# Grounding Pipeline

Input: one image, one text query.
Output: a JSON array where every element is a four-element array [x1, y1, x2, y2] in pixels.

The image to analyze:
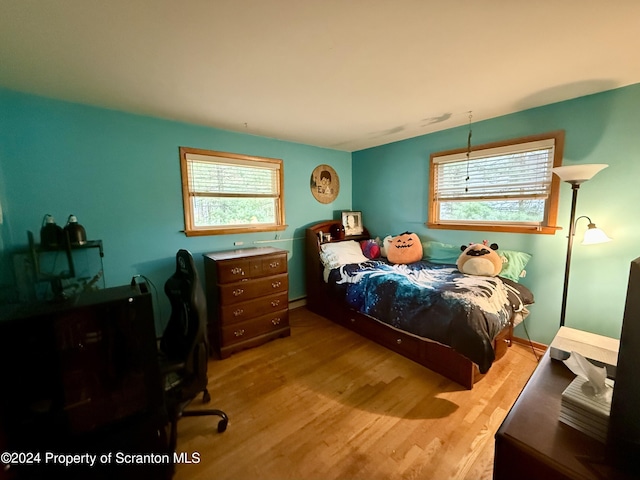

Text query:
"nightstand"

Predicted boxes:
[[494, 349, 631, 479]]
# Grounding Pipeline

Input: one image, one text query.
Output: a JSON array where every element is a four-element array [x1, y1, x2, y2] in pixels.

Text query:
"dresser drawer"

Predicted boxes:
[[250, 253, 288, 277], [215, 252, 287, 284], [220, 292, 288, 325], [221, 310, 289, 346], [219, 273, 288, 305], [215, 258, 252, 284]]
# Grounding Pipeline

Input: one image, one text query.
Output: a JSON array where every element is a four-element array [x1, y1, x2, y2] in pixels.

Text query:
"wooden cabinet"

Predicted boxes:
[[494, 349, 632, 480], [204, 247, 290, 358], [0, 284, 167, 478]]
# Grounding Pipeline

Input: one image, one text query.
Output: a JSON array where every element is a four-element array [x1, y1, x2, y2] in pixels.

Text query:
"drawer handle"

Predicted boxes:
[[233, 309, 244, 317], [231, 267, 244, 275], [271, 281, 281, 288], [271, 317, 281, 325], [350, 318, 356, 323], [233, 288, 244, 296], [269, 261, 279, 269], [396, 338, 402, 345], [271, 300, 280, 307], [234, 329, 245, 337]]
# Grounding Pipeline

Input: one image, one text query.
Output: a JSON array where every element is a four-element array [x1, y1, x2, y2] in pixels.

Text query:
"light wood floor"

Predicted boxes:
[[174, 307, 540, 480]]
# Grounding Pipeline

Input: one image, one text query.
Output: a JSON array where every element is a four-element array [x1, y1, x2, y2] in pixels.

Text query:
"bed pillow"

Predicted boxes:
[[422, 241, 461, 264], [360, 239, 381, 259], [499, 250, 532, 282], [320, 240, 370, 269]]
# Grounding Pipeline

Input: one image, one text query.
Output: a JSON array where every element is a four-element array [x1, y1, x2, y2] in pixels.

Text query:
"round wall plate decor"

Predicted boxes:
[[310, 164, 340, 204]]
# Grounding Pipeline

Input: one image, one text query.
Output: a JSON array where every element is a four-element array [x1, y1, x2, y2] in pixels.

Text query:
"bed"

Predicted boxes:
[[304, 220, 534, 389]]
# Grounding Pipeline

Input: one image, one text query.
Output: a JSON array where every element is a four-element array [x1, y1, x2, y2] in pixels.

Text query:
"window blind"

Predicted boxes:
[[185, 153, 280, 198], [433, 139, 555, 202]]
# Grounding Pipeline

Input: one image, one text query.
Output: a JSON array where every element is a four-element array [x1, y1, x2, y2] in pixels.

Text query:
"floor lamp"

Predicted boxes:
[[552, 164, 611, 327]]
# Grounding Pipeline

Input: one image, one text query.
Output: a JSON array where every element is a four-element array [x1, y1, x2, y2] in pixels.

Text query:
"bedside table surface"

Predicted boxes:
[[494, 350, 632, 480]]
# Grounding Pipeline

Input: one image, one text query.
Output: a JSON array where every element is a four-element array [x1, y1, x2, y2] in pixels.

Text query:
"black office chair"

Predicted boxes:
[[159, 249, 228, 458]]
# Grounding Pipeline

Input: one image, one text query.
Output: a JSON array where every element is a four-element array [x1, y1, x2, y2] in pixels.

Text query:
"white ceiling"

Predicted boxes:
[[2, 1, 640, 152]]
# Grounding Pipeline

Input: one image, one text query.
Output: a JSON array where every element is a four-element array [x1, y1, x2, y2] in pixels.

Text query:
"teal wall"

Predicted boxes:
[[2, 84, 639, 345], [0, 88, 352, 332], [352, 84, 640, 345]]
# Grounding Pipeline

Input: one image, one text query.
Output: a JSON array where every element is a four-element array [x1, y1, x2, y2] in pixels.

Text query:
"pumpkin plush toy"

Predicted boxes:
[[457, 241, 502, 277], [387, 231, 423, 264]]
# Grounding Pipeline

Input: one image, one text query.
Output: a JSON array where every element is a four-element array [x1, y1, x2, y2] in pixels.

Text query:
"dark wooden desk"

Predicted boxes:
[[494, 350, 633, 480], [0, 285, 169, 479]]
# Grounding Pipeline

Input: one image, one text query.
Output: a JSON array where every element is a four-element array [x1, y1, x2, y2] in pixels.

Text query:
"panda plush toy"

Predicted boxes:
[[456, 241, 502, 277]]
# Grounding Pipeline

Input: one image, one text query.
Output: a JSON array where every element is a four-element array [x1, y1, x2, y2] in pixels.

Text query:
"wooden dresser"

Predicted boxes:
[[203, 247, 290, 358]]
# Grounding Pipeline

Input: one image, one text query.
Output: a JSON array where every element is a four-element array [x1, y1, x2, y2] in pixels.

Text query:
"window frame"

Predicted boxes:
[[427, 130, 565, 234], [179, 146, 286, 236]]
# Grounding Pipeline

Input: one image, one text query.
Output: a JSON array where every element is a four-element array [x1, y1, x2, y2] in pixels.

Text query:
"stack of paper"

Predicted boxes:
[[559, 375, 613, 443]]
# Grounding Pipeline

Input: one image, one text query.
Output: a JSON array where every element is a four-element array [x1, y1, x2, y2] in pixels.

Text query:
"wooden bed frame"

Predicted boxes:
[[304, 220, 513, 389]]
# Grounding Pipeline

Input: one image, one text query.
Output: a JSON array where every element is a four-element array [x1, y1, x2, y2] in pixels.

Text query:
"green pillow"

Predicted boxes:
[[422, 241, 461, 264], [499, 250, 532, 282]]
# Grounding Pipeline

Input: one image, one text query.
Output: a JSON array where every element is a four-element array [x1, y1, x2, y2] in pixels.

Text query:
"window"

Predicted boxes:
[[179, 147, 286, 236], [428, 131, 565, 234]]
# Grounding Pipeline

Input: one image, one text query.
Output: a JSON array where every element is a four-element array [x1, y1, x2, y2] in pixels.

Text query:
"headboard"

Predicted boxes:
[[304, 220, 370, 313]]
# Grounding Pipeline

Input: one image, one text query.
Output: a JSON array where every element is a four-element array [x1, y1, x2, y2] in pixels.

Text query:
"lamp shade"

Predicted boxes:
[[552, 164, 608, 184], [582, 224, 612, 245]]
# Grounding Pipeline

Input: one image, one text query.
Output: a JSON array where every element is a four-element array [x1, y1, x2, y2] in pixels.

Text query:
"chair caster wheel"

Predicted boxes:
[[218, 418, 228, 433], [203, 389, 211, 403]]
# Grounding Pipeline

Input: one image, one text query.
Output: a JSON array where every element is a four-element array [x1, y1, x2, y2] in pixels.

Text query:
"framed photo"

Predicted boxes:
[[342, 211, 363, 236]]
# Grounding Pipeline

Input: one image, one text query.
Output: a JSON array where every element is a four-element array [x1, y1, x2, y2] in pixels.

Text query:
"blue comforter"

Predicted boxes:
[[327, 260, 533, 373]]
